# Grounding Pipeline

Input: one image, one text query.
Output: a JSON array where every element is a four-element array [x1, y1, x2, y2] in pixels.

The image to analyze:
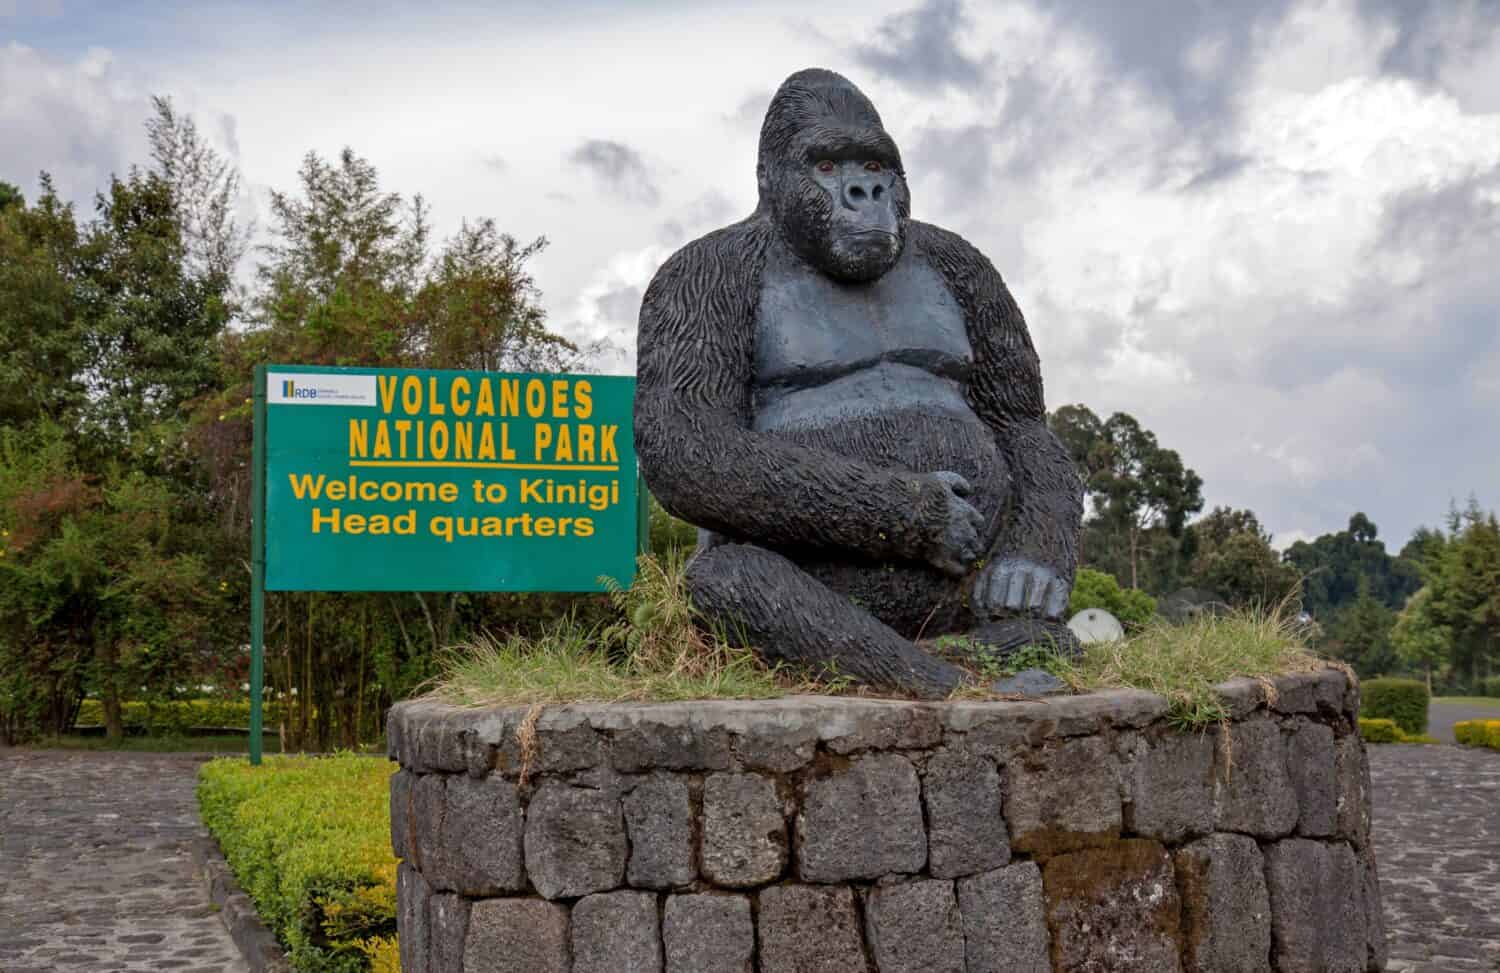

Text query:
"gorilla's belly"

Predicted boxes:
[[751, 248, 1009, 521], [754, 364, 1010, 523]]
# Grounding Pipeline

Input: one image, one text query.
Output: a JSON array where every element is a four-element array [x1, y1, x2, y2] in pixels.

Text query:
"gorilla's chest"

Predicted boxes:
[[754, 250, 971, 388], [752, 249, 973, 432]]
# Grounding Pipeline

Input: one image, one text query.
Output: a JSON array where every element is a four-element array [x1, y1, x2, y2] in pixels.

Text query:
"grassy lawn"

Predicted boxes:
[[1433, 696, 1500, 707]]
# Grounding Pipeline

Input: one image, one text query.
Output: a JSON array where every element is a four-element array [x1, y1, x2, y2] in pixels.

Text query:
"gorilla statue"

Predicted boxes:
[[634, 68, 1083, 698]]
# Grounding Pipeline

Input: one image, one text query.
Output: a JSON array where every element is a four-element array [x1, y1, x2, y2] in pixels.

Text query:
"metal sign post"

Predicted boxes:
[[250, 364, 267, 766]]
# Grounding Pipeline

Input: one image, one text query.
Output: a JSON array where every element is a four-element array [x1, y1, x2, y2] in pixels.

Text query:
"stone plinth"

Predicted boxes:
[[388, 667, 1383, 972]]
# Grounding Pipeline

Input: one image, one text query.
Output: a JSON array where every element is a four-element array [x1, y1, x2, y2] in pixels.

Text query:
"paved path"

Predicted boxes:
[[0, 749, 248, 973], [1371, 743, 1500, 972], [1429, 700, 1500, 744]]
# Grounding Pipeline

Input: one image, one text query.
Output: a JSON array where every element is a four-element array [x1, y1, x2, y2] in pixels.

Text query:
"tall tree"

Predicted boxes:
[[1049, 405, 1204, 590], [1426, 499, 1500, 689], [1184, 507, 1299, 608], [1284, 513, 1423, 619]]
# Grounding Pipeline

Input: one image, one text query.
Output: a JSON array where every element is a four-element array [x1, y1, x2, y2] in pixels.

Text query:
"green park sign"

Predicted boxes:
[[248, 364, 643, 762]]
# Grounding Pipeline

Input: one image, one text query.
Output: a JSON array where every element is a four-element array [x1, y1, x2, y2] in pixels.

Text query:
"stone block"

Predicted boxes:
[[922, 749, 1010, 879], [1264, 838, 1366, 972], [821, 699, 943, 753], [701, 772, 786, 887], [390, 768, 413, 860], [497, 707, 607, 777], [429, 893, 470, 973], [1335, 734, 1372, 846], [1271, 671, 1321, 714], [572, 890, 662, 973], [442, 774, 525, 894], [601, 704, 732, 773], [757, 884, 870, 972], [1213, 678, 1266, 720], [1287, 721, 1337, 837], [411, 773, 451, 884], [387, 705, 404, 761], [622, 774, 695, 889], [417, 707, 471, 773], [1125, 731, 1215, 844], [1005, 735, 1122, 857], [797, 753, 926, 882], [524, 782, 627, 899], [662, 893, 754, 973], [1213, 719, 1297, 839], [1043, 839, 1183, 972], [397, 862, 431, 973], [955, 862, 1049, 973], [464, 898, 569, 973], [863, 879, 966, 973], [1174, 833, 1271, 972], [944, 699, 1060, 756], [462, 711, 508, 778], [1361, 848, 1387, 971]]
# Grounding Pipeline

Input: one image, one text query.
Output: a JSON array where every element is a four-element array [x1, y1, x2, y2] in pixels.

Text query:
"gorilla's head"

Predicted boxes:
[[757, 69, 910, 283]]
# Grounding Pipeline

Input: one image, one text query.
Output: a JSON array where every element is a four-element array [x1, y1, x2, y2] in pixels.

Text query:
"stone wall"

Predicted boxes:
[[387, 667, 1384, 972]]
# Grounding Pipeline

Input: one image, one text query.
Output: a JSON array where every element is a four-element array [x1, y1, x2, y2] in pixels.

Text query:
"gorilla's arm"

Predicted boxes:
[[635, 221, 966, 565], [913, 222, 1084, 609]]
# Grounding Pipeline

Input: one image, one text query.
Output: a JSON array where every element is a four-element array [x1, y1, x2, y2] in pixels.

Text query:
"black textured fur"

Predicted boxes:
[[634, 69, 1082, 697]]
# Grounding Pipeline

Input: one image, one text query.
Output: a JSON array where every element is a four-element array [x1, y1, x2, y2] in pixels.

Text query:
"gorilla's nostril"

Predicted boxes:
[[872, 185, 883, 200], [848, 186, 866, 200]]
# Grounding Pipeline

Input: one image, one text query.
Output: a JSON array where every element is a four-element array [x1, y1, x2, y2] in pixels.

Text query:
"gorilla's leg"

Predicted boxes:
[[687, 543, 969, 699]]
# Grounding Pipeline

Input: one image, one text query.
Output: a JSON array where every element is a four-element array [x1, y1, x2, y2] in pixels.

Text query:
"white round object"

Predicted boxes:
[[1067, 608, 1125, 644]]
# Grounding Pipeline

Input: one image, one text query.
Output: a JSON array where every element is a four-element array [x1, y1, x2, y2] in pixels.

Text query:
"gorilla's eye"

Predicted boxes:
[[816, 160, 835, 174], [865, 161, 883, 172]]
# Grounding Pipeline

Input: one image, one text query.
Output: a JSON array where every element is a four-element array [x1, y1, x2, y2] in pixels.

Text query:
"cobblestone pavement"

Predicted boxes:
[[0, 749, 248, 972], [1371, 743, 1500, 972]]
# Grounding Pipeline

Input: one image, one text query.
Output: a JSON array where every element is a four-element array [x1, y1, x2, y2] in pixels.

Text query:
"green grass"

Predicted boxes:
[[1433, 696, 1500, 707], [1068, 602, 1325, 728], [428, 552, 821, 707], [429, 553, 1323, 730], [27, 733, 286, 753]]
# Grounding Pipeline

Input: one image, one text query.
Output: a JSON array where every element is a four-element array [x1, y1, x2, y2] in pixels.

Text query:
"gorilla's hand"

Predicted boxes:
[[974, 558, 1071, 620], [919, 471, 986, 577]]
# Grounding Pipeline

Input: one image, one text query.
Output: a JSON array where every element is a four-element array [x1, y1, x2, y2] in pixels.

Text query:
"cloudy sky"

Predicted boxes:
[[3, 0, 1497, 550]]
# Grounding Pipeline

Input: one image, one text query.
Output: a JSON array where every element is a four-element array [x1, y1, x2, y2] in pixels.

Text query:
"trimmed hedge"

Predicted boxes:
[[1455, 719, 1500, 750], [76, 698, 294, 734], [1482, 676, 1500, 698], [198, 754, 397, 972], [1361, 678, 1429, 735]]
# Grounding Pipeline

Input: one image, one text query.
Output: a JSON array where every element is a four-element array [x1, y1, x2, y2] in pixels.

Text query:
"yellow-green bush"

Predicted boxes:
[[76, 698, 295, 734], [1455, 719, 1500, 750], [1358, 718, 1402, 743], [197, 754, 397, 972]]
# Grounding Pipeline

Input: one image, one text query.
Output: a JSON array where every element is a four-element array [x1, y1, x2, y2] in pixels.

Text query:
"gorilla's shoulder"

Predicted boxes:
[[652, 216, 772, 282], [906, 219, 990, 267]]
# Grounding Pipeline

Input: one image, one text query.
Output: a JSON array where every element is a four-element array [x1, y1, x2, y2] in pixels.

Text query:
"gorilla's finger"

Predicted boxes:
[[1044, 580, 1070, 620], [1026, 570, 1051, 612], [933, 471, 972, 496], [1003, 570, 1027, 611]]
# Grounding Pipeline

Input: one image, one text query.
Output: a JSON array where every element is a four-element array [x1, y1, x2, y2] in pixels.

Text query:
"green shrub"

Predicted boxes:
[[1482, 676, 1500, 698], [76, 698, 293, 734], [198, 754, 396, 971], [1068, 568, 1157, 629], [1454, 719, 1500, 749], [1360, 678, 1429, 735], [1358, 718, 1402, 743]]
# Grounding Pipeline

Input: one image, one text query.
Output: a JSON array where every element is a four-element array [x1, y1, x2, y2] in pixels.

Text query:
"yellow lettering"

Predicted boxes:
[[576, 424, 595, 462], [525, 379, 546, 417], [476, 379, 495, 417], [348, 419, 368, 458], [478, 424, 497, 461], [288, 474, 326, 500], [451, 377, 471, 416], [401, 375, 422, 414], [574, 380, 592, 419], [601, 425, 618, 463], [551, 379, 569, 418], [343, 513, 366, 534], [378, 375, 398, 413], [374, 422, 392, 458], [311, 507, 339, 533], [499, 379, 519, 416], [574, 517, 594, 537], [534, 424, 552, 460], [427, 376, 445, 415]]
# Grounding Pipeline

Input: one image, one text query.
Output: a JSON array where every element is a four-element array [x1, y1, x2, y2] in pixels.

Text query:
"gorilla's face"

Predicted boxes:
[[768, 133, 910, 283]]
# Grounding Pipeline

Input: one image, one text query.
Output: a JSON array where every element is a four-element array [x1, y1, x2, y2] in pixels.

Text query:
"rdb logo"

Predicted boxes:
[[282, 381, 319, 399]]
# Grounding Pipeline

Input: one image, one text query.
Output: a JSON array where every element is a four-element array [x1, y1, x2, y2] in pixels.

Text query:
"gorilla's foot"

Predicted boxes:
[[970, 616, 1082, 660], [686, 542, 967, 699]]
